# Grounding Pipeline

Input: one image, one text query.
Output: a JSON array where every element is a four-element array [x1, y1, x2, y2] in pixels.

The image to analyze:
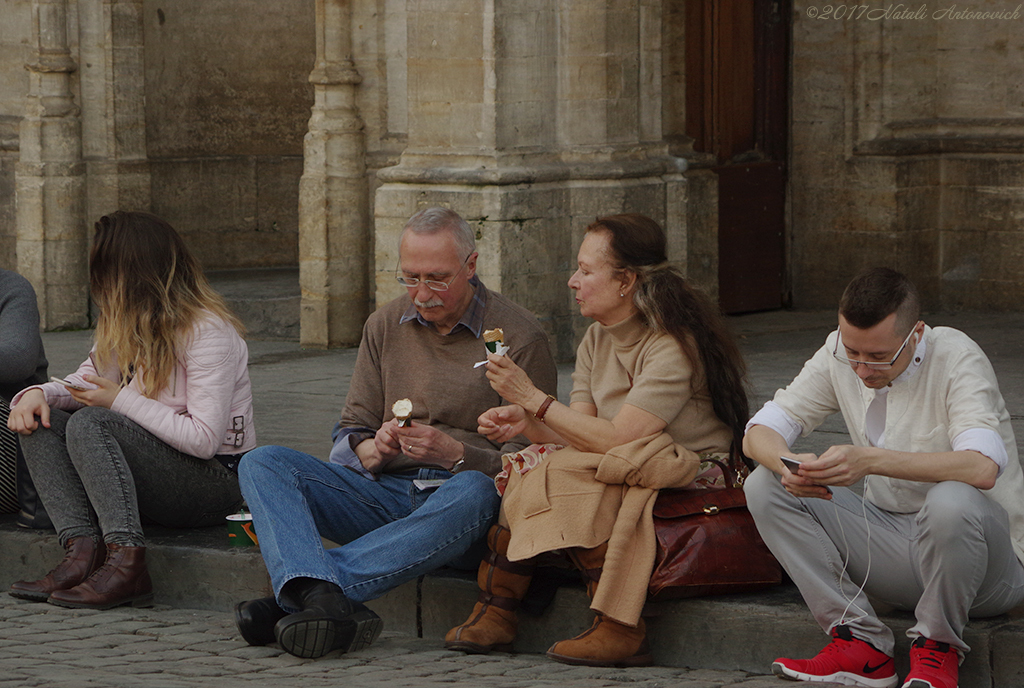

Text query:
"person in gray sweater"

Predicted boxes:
[[233, 207, 558, 660], [0, 268, 50, 526]]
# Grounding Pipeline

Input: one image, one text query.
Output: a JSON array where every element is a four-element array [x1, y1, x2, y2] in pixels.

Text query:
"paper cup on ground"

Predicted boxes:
[[226, 513, 258, 547]]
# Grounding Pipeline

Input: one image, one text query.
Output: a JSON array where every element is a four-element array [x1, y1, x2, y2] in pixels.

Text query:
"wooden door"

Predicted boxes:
[[685, 0, 790, 313]]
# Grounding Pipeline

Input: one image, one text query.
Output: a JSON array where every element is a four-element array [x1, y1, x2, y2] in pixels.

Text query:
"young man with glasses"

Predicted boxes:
[[743, 268, 1024, 688], [233, 207, 557, 659]]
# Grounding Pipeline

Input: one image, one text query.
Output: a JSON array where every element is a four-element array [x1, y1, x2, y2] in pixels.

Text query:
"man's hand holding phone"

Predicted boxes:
[[780, 455, 803, 474], [780, 454, 833, 499]]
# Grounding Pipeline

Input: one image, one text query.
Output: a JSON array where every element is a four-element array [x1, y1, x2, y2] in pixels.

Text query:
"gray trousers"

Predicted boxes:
[[19, 407, 244, 547], [744, 465, 1024, 656]]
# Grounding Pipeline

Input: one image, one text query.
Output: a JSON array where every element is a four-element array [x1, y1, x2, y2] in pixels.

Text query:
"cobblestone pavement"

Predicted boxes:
[[0, 595, 803, 688]]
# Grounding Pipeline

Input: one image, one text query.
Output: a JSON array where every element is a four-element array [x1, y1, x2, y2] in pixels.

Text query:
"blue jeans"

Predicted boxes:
[[238, 446, 500, 608]]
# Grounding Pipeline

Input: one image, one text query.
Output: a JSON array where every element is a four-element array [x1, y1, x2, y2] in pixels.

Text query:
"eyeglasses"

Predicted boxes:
[[832, 323, 919, 370], [395, 253, 472, 292]]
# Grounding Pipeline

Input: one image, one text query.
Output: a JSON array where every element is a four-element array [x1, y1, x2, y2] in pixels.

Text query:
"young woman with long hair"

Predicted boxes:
[[7, 211, 255, 609]]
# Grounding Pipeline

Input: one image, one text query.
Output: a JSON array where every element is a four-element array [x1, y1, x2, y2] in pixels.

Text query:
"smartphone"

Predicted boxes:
[[51, 376, 88, 391], [780, 456, 802, 473], [780, 455, 832, 494]]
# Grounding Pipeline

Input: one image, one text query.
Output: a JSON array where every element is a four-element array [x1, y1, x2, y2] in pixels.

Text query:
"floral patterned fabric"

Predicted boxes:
[[495, 444, 741, 496]]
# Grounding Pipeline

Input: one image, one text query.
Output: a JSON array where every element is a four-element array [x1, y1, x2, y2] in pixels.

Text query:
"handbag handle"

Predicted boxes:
[[725, 442, 752, 488], [699, 456, 744, 490]]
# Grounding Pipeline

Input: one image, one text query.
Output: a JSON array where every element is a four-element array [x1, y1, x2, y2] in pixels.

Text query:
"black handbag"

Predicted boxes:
[[648, 456, 780, 600]]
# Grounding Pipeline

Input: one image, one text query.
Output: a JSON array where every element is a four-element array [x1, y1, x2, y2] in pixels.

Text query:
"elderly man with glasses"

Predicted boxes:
[[233, 207, 557, 659], [742, 267, 1024, 688]]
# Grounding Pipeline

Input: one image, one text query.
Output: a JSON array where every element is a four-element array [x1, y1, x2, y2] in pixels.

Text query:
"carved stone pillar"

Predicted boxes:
[[374, 0, 681, 360], [79, 0, 150, 223], [16, 0, 88, 329], [298, 0, 369, 348]]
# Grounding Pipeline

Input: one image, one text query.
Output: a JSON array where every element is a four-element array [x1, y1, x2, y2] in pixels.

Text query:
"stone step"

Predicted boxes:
[[0, 516, 271, 612], [207, 267, 300, 341], [3, 516, 1022, 685]]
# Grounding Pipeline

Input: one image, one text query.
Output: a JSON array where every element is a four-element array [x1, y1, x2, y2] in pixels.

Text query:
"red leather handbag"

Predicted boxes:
[[647, 456, 781, 600]]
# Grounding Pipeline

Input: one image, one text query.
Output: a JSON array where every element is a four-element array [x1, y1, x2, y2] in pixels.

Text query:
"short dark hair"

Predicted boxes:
[[839, 267, 919, 334]]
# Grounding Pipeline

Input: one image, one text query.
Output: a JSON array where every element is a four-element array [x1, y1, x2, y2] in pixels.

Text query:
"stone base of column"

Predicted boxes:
[[298, 165, 369, 350], [15, 159, 88, 330], [374, 157, 689, 361]]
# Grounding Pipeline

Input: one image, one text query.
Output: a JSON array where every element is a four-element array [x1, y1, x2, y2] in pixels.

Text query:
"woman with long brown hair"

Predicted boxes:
[[446, 213, 749, 666], [8, 211, 255, 609]]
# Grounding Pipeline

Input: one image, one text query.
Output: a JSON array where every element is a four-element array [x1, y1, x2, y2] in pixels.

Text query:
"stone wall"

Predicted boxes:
[[371, 0, 687, 359], [0, 0, 34, 270], [9, 0, 1021, 339], [142, 0, 314, 269], [789, 0, 1024, 309]]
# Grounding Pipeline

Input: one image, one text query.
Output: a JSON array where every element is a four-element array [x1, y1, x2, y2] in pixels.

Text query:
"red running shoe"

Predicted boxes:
[[900, 637, 958, 688], [772, 625, 897, 688]]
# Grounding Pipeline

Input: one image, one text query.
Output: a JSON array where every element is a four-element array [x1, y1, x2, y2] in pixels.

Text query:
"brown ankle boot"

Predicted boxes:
[[545, 543, 653, 667], [445, 524, 535, 654], [547, 616, 652, 667], [9, 537, 106, 602], [47, 543, 154, 610]]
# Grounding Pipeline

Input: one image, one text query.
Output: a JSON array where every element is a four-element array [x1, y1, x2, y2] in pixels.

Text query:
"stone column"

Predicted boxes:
[[298, 0, 369, 348], [16, 0, 88, 329], [79, 0, 150, 223], [374, 0, 682, 360]]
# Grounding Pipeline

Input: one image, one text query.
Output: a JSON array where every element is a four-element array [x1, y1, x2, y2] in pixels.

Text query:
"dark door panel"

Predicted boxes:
[[682, 0, 790, 312], [717, 162, 786, 313]]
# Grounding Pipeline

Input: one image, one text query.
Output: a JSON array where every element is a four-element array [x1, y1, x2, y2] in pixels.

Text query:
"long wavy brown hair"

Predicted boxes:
[[587, 214, 750, 458], [90, 211, 243, 398]]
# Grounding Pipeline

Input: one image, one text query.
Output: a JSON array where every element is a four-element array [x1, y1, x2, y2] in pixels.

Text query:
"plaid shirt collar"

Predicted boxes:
[[399, 275, 487, 337]]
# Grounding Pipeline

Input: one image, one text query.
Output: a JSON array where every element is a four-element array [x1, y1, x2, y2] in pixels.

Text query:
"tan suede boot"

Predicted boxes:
[[445, 524, 535, 654], [547, 615, 653, 667], [545, 543, 653, 667]]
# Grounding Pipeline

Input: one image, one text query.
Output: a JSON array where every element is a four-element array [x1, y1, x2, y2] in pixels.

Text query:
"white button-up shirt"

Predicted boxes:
[[747, 325, 1024, 563]]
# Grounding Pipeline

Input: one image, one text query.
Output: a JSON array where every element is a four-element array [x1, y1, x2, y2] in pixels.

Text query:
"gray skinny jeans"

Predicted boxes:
[[19, 407, 244, 547], [745, 465, 1024, 657]]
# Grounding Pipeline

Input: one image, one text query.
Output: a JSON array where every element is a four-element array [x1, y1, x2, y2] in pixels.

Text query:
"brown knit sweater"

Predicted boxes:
[[339, 285, 558, 477]]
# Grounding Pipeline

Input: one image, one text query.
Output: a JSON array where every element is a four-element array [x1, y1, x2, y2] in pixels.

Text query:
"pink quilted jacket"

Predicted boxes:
[[14, 314, 256, 459]]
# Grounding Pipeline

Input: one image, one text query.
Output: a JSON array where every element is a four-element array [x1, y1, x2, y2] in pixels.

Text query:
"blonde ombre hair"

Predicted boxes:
[[90, 211, 244, 398]]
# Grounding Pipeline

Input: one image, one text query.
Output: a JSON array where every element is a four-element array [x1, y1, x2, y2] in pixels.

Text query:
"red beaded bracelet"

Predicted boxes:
[[534, 395, 556, 423]]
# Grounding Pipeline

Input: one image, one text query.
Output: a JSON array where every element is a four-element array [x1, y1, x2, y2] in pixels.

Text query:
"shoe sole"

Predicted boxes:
[[444, 640, 514, 654], [772, 662, 898, 688], [9, 589, 51, 603], [276, 609, 383, 659], [546, 650, 654, 668], [46, 593, 154, 611]]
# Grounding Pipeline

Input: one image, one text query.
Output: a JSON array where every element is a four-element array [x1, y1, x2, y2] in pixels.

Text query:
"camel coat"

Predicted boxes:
[[503, 432, 700, 626]]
